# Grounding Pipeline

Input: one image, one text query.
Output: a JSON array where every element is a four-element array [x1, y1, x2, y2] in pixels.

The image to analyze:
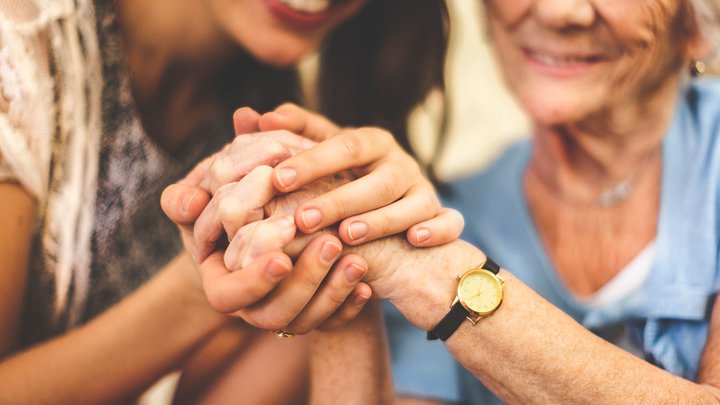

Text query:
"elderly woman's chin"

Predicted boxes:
[[517, 88, 601, 128]]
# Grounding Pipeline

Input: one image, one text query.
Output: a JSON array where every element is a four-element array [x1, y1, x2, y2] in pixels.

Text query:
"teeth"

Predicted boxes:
[[533, 53, 592, 66], [279, 0, 330, 13]]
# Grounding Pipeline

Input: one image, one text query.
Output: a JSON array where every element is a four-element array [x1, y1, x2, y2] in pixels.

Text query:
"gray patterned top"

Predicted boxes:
[[17, 1, 232, 344]]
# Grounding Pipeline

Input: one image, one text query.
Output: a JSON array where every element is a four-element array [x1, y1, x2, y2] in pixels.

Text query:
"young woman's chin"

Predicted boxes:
[[242, 37, 314, 67]]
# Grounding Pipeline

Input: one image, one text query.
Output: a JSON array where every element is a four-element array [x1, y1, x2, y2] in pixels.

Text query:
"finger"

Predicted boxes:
[[202, 131, 316, 194], [223, 215, 296, 271], [181, 154, 217, 186], [294, 164, 414, 234], [284, 255, 368, 334], [202, 251, 292, 313], [203, 137, 291, 195], [335, 183, 441, 245], [239, 234, 343, 331], [259, 102, 340, 142], [317, 283, 373, 332], [233, 107, 262, 135], [194, 166, 276, 262], [161, 184, 212, 227], [271, 128, 396, 192], [406, 207, 465, 247]]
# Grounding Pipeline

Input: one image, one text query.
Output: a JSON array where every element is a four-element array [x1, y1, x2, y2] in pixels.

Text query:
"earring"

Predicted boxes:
[[689, 59, 706, 77]]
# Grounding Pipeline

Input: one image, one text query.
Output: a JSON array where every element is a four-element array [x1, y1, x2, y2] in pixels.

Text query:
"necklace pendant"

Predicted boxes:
[[597, 179, 634, 207]]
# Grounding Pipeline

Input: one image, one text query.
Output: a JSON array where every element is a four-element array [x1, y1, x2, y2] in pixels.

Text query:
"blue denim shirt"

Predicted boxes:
[[386, 78, 720, 403]]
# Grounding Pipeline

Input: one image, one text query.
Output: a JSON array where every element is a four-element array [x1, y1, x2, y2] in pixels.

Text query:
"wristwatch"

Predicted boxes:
[[427, 256, 504, 341]]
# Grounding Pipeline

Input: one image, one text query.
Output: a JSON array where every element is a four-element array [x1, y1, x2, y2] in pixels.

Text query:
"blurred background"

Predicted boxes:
[[410, 0, 528, 180]]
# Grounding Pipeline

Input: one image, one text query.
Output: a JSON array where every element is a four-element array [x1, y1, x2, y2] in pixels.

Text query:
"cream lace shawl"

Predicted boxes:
[[0, 0, 102, 325]]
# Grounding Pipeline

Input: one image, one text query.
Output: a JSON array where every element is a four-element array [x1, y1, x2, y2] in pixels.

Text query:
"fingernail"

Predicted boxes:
[[224, 248, 237, 270], [276, 167, 297, 188], [279, 216, 297, 242], [266, 259, 290, 280], [181, 191, 198, 214], [415, 228, 431, 245], [344, 263, 366, 283], [213, 157, 232, 177], [347, 221, 368, 242], [301, 208, 322, 229], [320, 241, 341, 264]]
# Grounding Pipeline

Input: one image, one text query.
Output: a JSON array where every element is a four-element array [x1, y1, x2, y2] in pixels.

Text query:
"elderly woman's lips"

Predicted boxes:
[[523, 49, 605, 75]]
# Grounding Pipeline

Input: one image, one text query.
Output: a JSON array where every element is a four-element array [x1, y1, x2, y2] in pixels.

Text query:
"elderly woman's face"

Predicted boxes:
[[486, 0, 693, 126], [207, 0, 366, 67]]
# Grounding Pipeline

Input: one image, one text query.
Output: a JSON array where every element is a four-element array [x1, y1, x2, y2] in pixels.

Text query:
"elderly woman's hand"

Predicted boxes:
[[200, 165, 372, 334]]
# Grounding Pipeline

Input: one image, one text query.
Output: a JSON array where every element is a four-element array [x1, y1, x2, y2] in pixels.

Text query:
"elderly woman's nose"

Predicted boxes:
[[534, 0, 595, 29]]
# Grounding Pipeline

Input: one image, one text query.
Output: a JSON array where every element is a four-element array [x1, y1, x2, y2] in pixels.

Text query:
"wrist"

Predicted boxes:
[[357, 239, 487, 331]]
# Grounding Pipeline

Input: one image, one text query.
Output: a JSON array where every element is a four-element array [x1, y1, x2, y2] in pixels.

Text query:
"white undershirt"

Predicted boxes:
[[579, 241, 657, 308], [575, 241, 657, 356]]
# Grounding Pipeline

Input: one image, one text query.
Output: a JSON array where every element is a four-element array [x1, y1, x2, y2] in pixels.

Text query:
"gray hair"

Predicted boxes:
[[691, 0, 720, 72]]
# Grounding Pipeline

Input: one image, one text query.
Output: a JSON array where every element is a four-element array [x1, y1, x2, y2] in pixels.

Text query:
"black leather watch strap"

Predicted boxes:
[[426, 301, 467, 341], [483, 256, 500, 274], [426, 256, 501, 341]]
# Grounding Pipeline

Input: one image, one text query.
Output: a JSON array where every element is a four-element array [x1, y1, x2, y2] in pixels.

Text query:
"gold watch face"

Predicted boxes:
[[457, 269, 503, 315]]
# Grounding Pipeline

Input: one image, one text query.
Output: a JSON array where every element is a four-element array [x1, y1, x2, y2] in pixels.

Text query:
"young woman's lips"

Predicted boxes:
[[522, 48, 606, 77], [263, 0, 332, 29]]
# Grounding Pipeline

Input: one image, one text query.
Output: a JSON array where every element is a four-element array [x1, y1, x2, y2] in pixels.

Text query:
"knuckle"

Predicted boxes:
[[208, 160, 224, 182], [326, 287, 348, 308], [265, 139, 289, 159], [373, 211, 394, 237], [339, 133, 363, 161], [301, 268, 326, 291], [232, 135, 250, 148], [322, 194, 347, 221], [206, 290, 233, 314], [299, 252, 331, 288], [419, 190, 441, 214], [215, 182, 234, 198], [376, 174, 401, 203], [374, 128, 394, 147], [209, 161, 229, 186]]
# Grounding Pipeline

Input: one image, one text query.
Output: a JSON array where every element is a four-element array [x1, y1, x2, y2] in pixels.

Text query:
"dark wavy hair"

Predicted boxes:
[[220, 0, 449, 165]]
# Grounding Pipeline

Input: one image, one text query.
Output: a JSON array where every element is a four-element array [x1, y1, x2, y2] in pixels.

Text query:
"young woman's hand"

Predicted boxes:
[[162, 108, 370, 334], [267, 120, 464, 247]]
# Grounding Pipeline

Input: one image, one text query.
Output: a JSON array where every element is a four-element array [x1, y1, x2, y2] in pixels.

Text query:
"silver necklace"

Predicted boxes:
[[597, 178, 635, 207], [529, 148, 659, 208]]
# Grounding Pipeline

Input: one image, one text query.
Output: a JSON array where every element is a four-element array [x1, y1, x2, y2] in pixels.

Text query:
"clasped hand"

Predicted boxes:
[[162, 103, 464, 334]]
